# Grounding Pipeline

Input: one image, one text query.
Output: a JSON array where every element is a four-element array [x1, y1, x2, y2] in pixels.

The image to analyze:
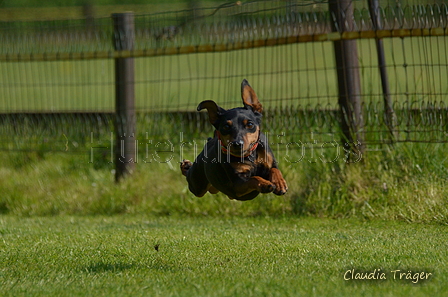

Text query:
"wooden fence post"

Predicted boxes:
[[112, 12, 136, 181], [329, 0, 365, 161]]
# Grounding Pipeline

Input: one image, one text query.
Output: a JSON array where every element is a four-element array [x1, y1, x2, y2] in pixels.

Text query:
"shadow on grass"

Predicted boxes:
[[85, 259, 180, 274], [85, 261, 136, 273]]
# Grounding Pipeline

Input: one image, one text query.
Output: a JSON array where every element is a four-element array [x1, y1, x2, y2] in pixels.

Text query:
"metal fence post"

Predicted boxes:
[[112, 12, 136, 181], [329, 0, 365, 160], [368, 0, 397, 141]]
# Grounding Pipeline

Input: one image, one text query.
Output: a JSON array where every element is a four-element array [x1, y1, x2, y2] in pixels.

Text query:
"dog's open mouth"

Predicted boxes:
[[227, 142, 258, 157]]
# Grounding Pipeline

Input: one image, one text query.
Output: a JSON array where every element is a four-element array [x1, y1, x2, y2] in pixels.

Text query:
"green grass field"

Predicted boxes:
[[1, 215, 447, 297]]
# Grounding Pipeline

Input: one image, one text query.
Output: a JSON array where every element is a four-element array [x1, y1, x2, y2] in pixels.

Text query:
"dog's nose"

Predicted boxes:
[[231, 140, 244, 147]]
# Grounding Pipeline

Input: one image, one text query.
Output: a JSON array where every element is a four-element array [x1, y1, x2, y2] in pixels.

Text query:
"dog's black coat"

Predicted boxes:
[[181, 79, 288, 201]]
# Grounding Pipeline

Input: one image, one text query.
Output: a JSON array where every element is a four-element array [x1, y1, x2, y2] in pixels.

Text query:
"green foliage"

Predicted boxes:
[[0, 138, 446, 223], [289, 143, 448, 223]]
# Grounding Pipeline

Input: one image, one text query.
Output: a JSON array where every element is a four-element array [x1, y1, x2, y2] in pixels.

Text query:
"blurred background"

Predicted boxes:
[[1, 0, 446, 20], [2, 0, 211, 21]]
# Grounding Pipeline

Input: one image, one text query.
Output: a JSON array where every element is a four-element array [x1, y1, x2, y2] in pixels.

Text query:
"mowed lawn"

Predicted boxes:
[[0, 215, 446, 296]]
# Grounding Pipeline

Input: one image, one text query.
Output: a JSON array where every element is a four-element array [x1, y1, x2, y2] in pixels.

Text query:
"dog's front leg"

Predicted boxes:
[[269, 168, 288, 195], [234, 176, 275, 197]]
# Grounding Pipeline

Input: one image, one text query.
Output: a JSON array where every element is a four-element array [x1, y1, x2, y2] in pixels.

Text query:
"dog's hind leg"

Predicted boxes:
[[207, 184, 219, 194], [180, 159, 192, 177], [181, 159, 211, 197]]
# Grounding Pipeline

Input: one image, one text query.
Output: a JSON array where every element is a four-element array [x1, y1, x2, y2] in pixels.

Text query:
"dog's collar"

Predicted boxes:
[[216, 131, 259, 158]]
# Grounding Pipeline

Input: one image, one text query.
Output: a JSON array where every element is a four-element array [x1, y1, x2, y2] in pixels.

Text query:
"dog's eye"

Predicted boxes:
[[246, 121, 255, 129], [223, 124, 231, 131]]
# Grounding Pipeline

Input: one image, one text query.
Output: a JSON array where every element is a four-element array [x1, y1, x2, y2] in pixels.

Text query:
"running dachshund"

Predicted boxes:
[[180, 79, 288, 201]]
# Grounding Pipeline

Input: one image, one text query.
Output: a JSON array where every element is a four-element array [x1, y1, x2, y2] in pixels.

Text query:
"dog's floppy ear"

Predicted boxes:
[[197, 100, 226, 129], [241, 79, 263, 113]]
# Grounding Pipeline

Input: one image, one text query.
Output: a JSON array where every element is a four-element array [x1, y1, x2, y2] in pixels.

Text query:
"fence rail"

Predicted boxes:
[[1, 27, 447, 62], [1, 2, 447, 60]]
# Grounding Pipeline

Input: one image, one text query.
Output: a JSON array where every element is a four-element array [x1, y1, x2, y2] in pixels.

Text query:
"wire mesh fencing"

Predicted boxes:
[[0, 0, 447, 167]]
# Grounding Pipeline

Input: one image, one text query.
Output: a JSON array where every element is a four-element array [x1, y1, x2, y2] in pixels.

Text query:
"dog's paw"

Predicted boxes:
[[260, 184, 275, 194], [273, 181, 288, 195], [270, 168, 288, 195], [259, 181, 276, 193], [180, 159, 193, 176], [272, 175, 288, 195]]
